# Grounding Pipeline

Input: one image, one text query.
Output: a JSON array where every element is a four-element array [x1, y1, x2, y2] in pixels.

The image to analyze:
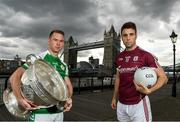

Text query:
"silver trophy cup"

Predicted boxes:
[[3, 58, 68, 119]]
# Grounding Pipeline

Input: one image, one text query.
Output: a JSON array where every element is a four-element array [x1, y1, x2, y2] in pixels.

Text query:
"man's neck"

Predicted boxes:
[[48, 50, 58, 57], [126, 45, 137, 51]]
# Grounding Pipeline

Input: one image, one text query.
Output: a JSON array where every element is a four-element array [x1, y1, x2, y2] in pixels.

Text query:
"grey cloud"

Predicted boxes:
[[147, 39, 155, 43], [158, 51, 173, 65], [0, 0, 103, 43], [1, 0, 92, 18], [177, 20, 180, 31], [0, 41, 18, 48], [0, 0, 104, 59], [0, 0, 179, 66], [131, 0, 177, 23], [0, 48, 17, 59], [78, 50, 92, 57], [0, 49, 12, 55]]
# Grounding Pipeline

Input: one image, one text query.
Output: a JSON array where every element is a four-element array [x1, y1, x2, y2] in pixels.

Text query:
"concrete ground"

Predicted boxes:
[[0, 82, 180, 121], [64, 82, 180, 121]]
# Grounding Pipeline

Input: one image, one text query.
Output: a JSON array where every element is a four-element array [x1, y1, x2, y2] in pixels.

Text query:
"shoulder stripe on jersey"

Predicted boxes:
[[38, 50, 49, 59], [138, 46, 160, 68], [154, 57, 160, 68], [60, 60, 69, 76]]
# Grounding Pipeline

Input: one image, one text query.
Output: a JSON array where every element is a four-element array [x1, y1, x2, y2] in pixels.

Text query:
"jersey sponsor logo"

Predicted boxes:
[[117, 65, 138, 73]]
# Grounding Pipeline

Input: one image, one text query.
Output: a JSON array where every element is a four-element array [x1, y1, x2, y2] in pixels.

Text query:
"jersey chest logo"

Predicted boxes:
[[60, 64, 65, 71], [133, 56, 139, 61], [125, 56, 131, 62], [120, 56, 139, 63], [52, 62, 65, 71]]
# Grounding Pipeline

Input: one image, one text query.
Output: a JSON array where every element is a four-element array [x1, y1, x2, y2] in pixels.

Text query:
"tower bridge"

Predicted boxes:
[[64, 25, 122, 76], [69, 41, 104, 51]]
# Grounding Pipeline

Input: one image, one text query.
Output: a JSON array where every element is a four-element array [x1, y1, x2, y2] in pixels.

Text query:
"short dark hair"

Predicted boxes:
[[121, 22, 137, 34], [49, 29, 65, 38]]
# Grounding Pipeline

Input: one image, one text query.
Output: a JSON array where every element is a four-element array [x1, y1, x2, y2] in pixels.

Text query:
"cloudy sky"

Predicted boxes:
[[0, 0, 180, 66]]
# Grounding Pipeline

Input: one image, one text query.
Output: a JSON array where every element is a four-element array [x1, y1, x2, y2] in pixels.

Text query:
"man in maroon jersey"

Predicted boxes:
[[111, 22, 168, 122]]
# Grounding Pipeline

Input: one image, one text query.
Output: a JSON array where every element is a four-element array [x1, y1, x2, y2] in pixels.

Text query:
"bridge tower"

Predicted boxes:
[[64, 36, 78, 69], [103, 25, 121, 75]]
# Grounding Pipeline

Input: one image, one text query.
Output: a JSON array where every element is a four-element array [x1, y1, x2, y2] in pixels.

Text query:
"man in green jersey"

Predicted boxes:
[[10, 29, 73, 121]]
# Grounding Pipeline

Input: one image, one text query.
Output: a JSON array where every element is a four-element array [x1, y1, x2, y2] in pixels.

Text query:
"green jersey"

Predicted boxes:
[[22, 50, 69, 79]]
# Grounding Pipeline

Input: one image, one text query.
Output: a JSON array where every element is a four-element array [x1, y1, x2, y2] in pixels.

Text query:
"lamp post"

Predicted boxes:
[[170, 30, 178, 97]]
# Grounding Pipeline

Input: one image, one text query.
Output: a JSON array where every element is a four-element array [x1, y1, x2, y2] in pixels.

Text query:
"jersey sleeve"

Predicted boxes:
[[64, 64, 69, 77], [145, 52, 160, 68], [21, 63, 29, 70]]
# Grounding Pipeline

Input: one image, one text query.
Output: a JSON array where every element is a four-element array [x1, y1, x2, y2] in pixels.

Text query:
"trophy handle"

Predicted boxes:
[[26, 54, 38, 66], [3, 88, 31, 119]]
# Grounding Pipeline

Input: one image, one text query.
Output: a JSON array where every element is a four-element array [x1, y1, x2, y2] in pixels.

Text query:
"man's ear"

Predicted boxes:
[[48, 38, 50, 44]]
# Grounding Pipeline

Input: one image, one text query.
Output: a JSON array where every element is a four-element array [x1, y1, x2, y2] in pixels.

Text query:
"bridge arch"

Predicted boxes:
[[64, 25, 123, 75]]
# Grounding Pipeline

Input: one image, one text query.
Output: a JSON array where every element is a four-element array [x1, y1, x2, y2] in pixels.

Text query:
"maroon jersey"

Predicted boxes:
[[116, 46, 159, 105]]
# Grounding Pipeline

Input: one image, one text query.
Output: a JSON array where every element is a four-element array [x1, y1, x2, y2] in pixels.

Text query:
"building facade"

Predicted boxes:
[[0, 55, 23, 74]]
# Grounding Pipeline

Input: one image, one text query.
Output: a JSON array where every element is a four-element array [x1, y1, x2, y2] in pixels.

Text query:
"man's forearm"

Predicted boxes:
[[113, 83, 119, 99], [113, 71, 120, 100], [150, 75, 168, 93], [149, 67, 168, 93], [64, 77, 73, 98], [68, 85, 73, 98], [10, 67, 25, 100]]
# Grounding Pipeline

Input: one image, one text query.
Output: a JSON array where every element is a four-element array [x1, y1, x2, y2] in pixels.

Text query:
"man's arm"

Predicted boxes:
[[63, 76, 73, 112], [10, 67, 37, 109], [64, 77, 73, 98], [149, 66, 168, 93], [10, 67, 25, 100], [111, 70, 120, 109]]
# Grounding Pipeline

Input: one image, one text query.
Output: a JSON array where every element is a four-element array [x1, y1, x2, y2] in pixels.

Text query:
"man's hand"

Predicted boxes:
[[64, 98, 72, 112], [111, 98, 117, 110], [18, 98, 38, 110], [134, 81, 151, 95]]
